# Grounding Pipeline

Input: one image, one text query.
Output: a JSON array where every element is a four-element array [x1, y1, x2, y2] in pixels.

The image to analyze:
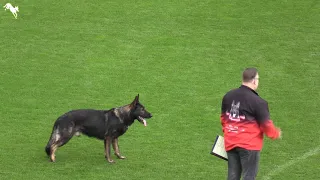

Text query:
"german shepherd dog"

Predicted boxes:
[[45, 94, 152, 163]]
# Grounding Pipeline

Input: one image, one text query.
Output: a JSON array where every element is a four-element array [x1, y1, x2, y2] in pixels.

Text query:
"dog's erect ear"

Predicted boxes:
[[130, 94, 140, 107]]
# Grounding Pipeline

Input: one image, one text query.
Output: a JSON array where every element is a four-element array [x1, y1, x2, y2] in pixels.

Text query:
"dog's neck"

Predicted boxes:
[[114, 106, 135, 126]]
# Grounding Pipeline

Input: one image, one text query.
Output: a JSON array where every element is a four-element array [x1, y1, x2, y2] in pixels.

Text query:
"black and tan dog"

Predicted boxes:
[[45, 94, 152, 163]]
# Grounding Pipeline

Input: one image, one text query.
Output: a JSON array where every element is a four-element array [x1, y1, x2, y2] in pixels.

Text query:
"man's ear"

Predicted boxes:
[[253, 79, 258, 85], [130, 94, 139, 107]]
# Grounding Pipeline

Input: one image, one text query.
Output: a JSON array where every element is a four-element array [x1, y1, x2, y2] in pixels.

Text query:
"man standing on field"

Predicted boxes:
[[220, 68, 282, 180]]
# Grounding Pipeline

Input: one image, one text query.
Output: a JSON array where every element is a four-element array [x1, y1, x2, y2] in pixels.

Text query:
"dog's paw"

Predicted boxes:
[[50, 155, 56, 162], [114, 153, 126, 159], [105, 156, 115, 163], [118, 155, 126, 159], [107, 159, 115, 163]]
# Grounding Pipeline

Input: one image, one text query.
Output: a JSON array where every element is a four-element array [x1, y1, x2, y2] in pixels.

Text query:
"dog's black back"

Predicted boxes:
[[45, 94, 152, 162]]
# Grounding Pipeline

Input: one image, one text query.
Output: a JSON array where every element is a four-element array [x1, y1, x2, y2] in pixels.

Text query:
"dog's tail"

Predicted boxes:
[[45, 122, 62, 156], [45, 118, 75, 156], [45, 144, 51, 156], [45, 127, 56, 156]]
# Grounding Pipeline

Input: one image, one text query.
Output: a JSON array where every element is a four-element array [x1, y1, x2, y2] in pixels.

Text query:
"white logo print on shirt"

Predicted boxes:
[[226, 101, 245, 122]]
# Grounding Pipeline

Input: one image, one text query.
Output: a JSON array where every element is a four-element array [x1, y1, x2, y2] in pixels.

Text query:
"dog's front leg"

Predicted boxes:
[[104, 136, 114, 163], [112, 138, 126, 159]]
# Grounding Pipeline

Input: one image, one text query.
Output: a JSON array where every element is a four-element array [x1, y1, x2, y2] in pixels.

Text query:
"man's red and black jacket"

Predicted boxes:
[[220, 85, 280, 151]]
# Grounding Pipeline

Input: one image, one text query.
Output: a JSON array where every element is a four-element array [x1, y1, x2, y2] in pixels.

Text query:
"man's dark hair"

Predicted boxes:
[[242, 68, 258, 82]]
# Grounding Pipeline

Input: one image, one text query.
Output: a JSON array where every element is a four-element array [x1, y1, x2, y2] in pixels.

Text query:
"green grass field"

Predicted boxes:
[[1, 0, 319, 179]]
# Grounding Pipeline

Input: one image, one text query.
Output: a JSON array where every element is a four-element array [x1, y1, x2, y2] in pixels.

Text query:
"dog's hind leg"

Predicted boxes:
[[104, 136, 114, 163], [45, 128, 61, 162], [49, 135, 74, 162], [112, 138, 126, 159], [46, 126, 75, 162], [50, 144, 58, 162]]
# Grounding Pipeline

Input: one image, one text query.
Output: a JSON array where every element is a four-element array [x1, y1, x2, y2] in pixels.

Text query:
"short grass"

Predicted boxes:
[[0, 0, 319, 179]]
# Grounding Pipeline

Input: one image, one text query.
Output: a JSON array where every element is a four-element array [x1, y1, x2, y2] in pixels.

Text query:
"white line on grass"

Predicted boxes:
[[262, 145, 320, 180]]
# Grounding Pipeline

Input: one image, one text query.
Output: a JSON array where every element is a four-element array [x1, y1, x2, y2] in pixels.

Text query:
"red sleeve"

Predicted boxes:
[[260, 120, 281, 139], [220, 114, 227, 125], [220, 114, 226, 133]]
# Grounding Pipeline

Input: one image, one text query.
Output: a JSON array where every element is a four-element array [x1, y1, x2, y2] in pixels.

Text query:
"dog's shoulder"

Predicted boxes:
[[103, 108, 127, 125], [102, 108, 114, 114]]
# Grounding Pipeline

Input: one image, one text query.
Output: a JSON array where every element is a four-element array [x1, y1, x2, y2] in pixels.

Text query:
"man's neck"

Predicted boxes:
[[241, 83, 255, 91]]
